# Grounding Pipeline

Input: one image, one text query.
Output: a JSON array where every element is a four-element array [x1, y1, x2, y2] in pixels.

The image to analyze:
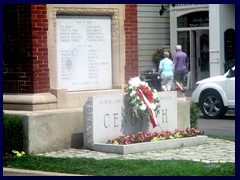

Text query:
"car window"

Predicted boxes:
[[228, 68, 235, 77]]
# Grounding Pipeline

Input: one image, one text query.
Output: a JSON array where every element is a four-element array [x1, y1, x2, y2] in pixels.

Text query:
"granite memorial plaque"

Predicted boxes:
[[56, 16, 112, 91], [83, 91, 178, 149]]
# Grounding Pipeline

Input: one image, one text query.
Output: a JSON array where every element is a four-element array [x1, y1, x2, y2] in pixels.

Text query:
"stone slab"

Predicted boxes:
[[83, 91, 179, 149], [4, 109, 83, 154], [56, 16, 112, 91], [94, 135, 208, 154], [177, 100, 190, 130], [3, 93, 57, 111]]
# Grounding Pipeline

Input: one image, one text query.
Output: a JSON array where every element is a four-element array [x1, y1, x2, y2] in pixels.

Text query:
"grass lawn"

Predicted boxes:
[[4, 156, 235, 176], [207, 135, 235, 142]]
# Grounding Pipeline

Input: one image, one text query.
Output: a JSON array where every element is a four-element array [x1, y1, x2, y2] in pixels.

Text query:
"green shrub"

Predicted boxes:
[[3, 112, 24, 153], [190, 101, 200, 129], [152, 48, 173, 63]]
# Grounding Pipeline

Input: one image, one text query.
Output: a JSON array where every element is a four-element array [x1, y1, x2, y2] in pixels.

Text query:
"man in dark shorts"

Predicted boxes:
[[173, 45, 188, 93]]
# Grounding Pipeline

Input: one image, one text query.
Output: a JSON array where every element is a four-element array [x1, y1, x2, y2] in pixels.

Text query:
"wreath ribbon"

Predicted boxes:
[[137, 89, 158, 128]]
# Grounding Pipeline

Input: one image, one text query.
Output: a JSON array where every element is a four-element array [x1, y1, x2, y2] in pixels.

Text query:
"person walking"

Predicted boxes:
[[158, 51, 174, 92], [173, 45, 188, 93]]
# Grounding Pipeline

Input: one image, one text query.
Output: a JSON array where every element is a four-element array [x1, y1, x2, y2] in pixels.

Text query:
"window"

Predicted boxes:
[[224, 29, 235, 70], [177, 11, 209, 28]]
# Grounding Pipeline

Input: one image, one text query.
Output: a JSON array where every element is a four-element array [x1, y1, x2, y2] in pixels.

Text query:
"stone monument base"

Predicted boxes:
[[4, 108, 83, 154], [3, 93, 191, 155], [94, 136, 208, 154]]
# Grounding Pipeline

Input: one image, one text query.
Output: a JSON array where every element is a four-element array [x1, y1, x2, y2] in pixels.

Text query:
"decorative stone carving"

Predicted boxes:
[[51, 8, 119, 45]]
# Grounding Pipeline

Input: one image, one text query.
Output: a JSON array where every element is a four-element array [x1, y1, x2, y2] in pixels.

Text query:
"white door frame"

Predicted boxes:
[[174, 29, 209, 89], [195, 30, 209, 81], [170, 5, 209, 89]]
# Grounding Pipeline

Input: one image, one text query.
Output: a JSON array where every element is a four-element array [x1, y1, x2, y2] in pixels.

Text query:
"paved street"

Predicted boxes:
[[198, 112, 235, 136]]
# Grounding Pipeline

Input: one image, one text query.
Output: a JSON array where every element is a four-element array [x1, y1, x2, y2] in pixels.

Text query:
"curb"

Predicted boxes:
[[3, 167, 90, 176]]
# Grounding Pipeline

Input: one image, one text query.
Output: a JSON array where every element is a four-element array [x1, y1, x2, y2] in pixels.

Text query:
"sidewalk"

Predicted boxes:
[[178, 89, 193, 100]]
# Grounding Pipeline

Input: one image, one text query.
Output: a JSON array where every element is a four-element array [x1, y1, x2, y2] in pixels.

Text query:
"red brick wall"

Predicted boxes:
[[4, 5, 33, 93], [124, 4, 138, 83], [3, 4, 50, 93], [31, 4, 50, 93]]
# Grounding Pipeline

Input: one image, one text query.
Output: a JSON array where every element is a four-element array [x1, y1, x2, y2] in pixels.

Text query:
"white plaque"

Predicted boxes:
[[56, 16, 112, 91]]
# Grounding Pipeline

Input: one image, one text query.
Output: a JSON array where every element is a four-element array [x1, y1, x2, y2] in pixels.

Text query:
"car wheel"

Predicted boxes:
[[200, 91, 227, 119]]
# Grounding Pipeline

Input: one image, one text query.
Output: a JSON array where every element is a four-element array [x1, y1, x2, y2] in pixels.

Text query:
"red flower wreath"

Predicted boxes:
[[125, 77, 160, 128]]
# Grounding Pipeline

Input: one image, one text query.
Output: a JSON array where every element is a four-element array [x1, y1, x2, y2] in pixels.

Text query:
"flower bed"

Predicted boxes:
[[93, 128, 207, 155], [107, 128, 204, 145], [94, 135, 208, 155]]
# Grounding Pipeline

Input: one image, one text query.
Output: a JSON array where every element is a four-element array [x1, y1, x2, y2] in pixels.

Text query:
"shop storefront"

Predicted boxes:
[[169, 4, 235, 88]]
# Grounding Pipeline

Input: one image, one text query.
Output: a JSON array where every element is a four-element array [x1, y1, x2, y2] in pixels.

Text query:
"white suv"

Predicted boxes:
[[192, 67, 235, 119]]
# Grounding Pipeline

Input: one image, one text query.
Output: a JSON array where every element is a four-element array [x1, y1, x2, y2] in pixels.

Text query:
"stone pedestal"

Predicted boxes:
[[4, 109, 83, 154], [83, 91, 190, 150], [3, 93, 57, 111]]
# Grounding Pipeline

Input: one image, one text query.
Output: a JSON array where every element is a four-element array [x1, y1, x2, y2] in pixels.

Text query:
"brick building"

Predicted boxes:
[[3, 4, 235, 111], [3, 4, 138, 110]]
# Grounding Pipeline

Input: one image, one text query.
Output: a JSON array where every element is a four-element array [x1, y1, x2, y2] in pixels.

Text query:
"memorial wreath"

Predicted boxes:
[[125, 76, 160, 128]]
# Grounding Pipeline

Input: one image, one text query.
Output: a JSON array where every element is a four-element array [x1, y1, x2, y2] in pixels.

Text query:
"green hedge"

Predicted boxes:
[[190, 101, 201, 129], [3, 113, 24, 153]]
